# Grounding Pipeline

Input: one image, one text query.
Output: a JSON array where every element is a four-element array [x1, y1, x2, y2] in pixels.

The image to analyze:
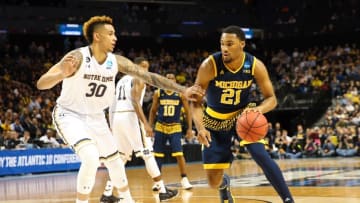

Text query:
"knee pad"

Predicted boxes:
[[104, 157, 128, 190], [143, 155, 161, 178], [76, 144, 100, 194]]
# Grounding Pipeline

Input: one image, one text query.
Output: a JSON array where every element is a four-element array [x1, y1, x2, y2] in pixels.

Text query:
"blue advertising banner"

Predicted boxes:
[[0, 148, 80, 176]]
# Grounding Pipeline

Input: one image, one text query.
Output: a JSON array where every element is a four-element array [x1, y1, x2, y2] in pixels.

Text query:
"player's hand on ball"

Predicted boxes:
[[197, 129, 211, 147], [242, 107, 262, 114]]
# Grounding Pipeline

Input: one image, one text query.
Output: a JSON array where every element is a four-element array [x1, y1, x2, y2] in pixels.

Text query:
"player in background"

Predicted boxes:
[[100, 57, 178, 202], [149, 71, 193, 191], [189, 25, 294, 203]]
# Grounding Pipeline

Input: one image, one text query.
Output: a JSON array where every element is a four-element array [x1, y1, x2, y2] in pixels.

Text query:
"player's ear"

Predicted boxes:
[[240, 40, 246, 49], [93, 32, 100, 42]]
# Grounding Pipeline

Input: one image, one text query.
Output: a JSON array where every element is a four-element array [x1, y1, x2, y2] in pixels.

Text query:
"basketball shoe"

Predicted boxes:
[[284, 197, 294, 203], [181, 177, 193, 190], [159, 187, 178, 201], [100, 194, 121, 203], [219, 174, 234, 203]]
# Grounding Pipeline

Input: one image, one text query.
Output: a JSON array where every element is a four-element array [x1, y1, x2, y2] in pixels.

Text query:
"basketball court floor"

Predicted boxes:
[[0, 157, 359, 203]]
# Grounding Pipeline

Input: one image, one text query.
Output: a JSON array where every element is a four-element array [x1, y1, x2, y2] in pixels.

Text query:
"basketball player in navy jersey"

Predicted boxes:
[[149, 71, 193, 191], [190, 26, 294, 203], [36, 16, 203, 203]]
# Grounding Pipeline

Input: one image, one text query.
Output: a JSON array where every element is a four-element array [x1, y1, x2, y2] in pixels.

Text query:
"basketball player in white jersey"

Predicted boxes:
[[100, 57, 178, 202], [36, 16, 204, 203]]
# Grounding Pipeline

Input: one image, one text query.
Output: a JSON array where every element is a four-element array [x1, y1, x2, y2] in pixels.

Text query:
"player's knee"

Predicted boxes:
[[78, 144, 100, 169], [208, 177, 222, 188], [104, 157, 129, 189], [76, 144, 100, 194], [206, 170, 224, 188]]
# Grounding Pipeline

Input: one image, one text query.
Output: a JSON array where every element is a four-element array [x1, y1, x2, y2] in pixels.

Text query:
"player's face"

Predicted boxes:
[[165, 73, 176, 82], [96, 24, 117, 52], [220, 33, 245, 63], [139, 61, 150, 71]]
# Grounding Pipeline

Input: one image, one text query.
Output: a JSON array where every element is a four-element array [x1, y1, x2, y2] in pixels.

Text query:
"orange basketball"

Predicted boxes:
[[236, 111, 268, 142]]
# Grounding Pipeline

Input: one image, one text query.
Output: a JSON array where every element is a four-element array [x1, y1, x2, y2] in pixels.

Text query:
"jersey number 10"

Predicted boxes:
[[163, 105, 175, 116]]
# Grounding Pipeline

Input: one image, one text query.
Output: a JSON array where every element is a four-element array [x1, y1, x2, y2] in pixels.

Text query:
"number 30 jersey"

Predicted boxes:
[[206, 51, 256, 117], [56, 46, 118, 114]]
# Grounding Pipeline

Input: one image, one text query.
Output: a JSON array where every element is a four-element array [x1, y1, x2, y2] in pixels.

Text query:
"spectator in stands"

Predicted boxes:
[[266, 122, 276, 147], [0, 118, 12, 132], [10, 117, 25, 137], [319, 138, 336, 157], [303, 137, 319, 158], [39, 128, 60, 148], [308, 127, 321, 146], [285, 138, 303, 159], [3, 131, 21, 149], [336, 134, 358, 157], [274, 130, 288, 159], [28, 96, 42, 111], [19, 130, 37, 149]]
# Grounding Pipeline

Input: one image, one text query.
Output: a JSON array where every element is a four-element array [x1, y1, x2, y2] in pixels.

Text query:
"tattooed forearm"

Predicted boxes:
[[116, 55, 186, 93]]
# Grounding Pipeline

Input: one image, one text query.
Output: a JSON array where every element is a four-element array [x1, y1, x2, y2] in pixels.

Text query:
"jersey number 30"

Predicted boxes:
[[85, 83, 107, 97]]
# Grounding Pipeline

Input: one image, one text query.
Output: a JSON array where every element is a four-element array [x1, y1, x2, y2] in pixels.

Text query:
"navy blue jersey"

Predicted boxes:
[[156, 89, 183, 124], [206, 51, 256, 119]]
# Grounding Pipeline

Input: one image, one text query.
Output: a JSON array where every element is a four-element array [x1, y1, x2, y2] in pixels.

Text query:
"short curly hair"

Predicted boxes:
[[83, 15, 113, 44]]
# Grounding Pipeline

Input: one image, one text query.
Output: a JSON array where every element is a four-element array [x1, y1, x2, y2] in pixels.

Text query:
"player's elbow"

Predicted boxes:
[[36, 80, 47, 90], [271, 95, 278, 109]]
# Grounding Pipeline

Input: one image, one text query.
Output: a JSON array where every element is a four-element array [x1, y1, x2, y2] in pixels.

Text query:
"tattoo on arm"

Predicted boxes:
[[62, 49, 83, 77], [116, 55, 185, 93]]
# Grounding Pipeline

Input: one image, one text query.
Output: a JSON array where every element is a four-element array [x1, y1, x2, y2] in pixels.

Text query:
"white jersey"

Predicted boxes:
[[110, 75, 152, 162], [110, 75, 146, 112], [56, 46, 118, 114]]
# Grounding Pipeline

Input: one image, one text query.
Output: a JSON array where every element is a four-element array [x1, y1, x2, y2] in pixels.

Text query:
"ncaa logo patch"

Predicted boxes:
[[106, 60, 113, 69]]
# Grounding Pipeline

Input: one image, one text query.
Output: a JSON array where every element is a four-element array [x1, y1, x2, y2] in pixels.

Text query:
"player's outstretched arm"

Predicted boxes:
[[37, 50, 82, 90], [116, 55, 185, 92], [115, 55, 204, 100]]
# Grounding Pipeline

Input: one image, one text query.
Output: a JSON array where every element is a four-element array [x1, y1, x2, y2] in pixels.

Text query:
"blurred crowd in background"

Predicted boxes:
[[1, 0, 360, 160]]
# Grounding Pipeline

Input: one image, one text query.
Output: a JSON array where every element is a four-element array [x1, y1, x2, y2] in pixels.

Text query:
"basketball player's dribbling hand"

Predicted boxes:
[[197, 129, 211, 147], [60, 54, 79, 78], [242, 107, 262, 114]]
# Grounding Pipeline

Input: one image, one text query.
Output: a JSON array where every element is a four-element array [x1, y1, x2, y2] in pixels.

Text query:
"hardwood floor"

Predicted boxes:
[[0, 157, 360, 203]]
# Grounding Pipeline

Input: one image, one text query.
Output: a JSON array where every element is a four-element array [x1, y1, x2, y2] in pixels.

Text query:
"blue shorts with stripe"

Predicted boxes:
[[153, 131, 183, 158], [202, 128, 235, 170]]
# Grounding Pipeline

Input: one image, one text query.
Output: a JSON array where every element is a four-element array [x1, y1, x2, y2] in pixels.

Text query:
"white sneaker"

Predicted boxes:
[[181, 177, 193, 190]]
